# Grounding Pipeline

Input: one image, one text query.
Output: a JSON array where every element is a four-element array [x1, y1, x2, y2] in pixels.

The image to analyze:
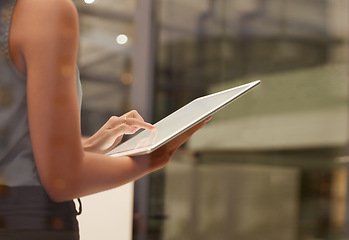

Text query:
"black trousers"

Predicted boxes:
[[0, 229, 79, 240], [0, 185, 79, 240]]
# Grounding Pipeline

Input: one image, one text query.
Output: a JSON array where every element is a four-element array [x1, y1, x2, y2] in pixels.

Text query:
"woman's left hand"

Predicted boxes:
[[82, 110, 155, 154]]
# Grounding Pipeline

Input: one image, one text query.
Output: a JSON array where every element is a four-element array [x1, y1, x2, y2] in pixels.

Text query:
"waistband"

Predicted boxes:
[[0, 185, 79, 231]]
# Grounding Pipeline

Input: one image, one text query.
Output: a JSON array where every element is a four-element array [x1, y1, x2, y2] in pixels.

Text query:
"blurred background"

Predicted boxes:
[[73, 0, 349, 239]]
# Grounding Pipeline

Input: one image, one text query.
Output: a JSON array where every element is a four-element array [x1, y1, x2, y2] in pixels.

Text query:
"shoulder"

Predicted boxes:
[[10, 0, 80, 77], [17, 0, 78, 18], [14, 0, 79, 56], [14, 0, 79, 40], [10, 0, 79, 74]]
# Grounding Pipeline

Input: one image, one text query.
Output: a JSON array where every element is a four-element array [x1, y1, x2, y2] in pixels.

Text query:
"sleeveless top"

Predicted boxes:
[[0, 0, 83, 187]]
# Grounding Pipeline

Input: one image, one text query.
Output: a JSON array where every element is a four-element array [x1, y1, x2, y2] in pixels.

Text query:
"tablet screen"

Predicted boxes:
[[107, 80, 260, 157]]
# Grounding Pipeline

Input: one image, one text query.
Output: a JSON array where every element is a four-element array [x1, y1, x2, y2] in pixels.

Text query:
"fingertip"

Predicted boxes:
[[144, 123, 156, 130]]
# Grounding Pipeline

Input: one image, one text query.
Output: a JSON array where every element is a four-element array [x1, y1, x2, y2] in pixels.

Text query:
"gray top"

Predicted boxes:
[[0, 0, 82, 186]]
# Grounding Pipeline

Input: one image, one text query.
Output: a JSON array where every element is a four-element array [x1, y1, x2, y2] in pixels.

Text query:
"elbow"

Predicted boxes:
[[44, 180, 76, 202], [43, 179, 79, 202], [35, 151, 85, 202], [46, 191, 67, 203]]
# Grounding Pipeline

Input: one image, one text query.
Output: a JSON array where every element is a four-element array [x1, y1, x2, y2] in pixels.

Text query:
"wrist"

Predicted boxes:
[[82, 136, 95, 152], [132, 149, 171, 173]]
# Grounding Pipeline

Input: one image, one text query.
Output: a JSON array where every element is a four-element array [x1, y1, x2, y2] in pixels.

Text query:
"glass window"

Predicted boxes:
[[74, 0, 136, 135], [148, 0, 349, 240]]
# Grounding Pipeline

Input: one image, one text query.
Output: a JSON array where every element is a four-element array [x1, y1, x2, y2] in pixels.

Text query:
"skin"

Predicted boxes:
[[82, 110, 156, 154], [8, 0, 208, 202]]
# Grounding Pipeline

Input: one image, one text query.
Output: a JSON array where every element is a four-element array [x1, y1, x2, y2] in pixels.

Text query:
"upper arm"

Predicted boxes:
[[15, 0, 83, 190]]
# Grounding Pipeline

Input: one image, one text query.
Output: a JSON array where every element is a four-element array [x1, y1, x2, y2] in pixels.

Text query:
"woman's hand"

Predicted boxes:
[[133, 116, 212, 172], [82, 110, 155, 154]]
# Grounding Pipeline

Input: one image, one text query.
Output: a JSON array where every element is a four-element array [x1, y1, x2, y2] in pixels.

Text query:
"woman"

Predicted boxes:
[[0, 0, 208, 239]]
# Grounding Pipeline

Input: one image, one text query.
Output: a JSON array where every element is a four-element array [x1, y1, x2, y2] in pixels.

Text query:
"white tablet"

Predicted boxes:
[[107, 80, 261, 157]]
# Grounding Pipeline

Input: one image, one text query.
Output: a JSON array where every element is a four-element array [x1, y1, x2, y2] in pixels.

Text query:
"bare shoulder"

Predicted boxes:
[[16, 0, 78, 18], [13, 0, 79, 61], [11, 0, 79, 73], [14, 0, 79, 40]]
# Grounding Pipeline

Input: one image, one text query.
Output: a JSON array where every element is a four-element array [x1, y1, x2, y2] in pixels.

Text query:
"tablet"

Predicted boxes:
[[107, 80, 261, 157]]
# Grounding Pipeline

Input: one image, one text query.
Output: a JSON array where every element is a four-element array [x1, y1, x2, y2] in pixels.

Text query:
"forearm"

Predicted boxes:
[[47, 151, 155, 202], [41, 117, 206, 202], [76, 152, 151, 199]]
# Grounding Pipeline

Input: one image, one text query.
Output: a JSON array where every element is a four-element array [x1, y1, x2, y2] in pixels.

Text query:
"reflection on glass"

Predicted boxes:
[[149, 0, 349, 240], [73, 0, 136, 135], [116, 34, 128, 45], [84, 0, 95, 4]]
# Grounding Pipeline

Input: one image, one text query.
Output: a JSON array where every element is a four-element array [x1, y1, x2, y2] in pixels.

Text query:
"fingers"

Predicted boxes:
[[149, 117, 210, 166], [86, 111, 156, 154], [124, 117, 155, 130], [108, 111, 155, 132], [111, 123, 137, 135], [183, 117, 211, 135], [124, 110, 144, 122], [166, 117, 210, 149], [123, 110, 155, 130]]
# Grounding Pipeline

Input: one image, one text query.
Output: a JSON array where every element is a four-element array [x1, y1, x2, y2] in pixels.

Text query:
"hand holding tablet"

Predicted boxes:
[[107, 80, 261, 157]]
